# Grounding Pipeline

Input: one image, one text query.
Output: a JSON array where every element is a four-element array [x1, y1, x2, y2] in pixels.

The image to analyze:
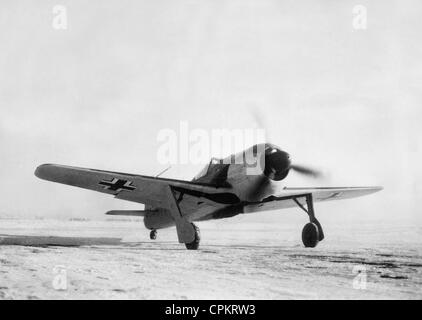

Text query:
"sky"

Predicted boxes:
[[0, 0, 421, 223]]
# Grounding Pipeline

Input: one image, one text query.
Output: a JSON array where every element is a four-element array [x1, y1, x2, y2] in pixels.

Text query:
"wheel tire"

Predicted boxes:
[[185, 223, 200, 250], [302, 222, 319, 248], [150, 230, 157, 240]]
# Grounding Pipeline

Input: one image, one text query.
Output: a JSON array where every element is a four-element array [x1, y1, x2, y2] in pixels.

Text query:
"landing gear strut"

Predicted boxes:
[[293, 194, 324, 248], [150, 229, 157, 240], [165, 186, 201, 250]]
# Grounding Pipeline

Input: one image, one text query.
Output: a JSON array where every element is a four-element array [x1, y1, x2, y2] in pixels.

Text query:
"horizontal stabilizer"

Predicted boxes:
[[105, 210, 148, 216]]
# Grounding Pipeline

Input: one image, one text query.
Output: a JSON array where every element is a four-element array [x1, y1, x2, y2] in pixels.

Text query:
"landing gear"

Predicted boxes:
[[293, 194, 324, 248], [165, 186, 201, 250], [302, 223, 319, 247], [150, 229, 157, 240], [185, 223, 200, 250]]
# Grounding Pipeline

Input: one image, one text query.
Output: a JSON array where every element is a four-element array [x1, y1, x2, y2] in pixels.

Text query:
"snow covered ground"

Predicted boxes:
[[0, 217, 421, 299]]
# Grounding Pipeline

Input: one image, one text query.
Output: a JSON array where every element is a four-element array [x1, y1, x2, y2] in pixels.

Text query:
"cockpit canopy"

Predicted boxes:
[[193, 157, 222, 181]]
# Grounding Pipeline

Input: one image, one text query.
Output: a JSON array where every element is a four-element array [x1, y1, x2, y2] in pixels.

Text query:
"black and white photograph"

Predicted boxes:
[[0, 0, 421, 302]]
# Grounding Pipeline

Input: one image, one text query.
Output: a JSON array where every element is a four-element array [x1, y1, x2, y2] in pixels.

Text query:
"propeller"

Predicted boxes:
[[250, 108, 324, 180], [290, 164, 323, 178]]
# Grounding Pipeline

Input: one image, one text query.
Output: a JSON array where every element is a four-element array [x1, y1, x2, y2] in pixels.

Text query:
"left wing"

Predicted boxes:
[[35, 164, 239, 208], [243, 186, 382, 213]]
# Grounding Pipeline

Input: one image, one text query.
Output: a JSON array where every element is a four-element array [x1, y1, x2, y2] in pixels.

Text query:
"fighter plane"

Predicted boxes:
[[35, 143, 382, 250]]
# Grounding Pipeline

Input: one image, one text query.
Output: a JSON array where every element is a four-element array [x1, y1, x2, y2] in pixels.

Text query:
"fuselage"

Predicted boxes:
[[144, 143, 288, 230]]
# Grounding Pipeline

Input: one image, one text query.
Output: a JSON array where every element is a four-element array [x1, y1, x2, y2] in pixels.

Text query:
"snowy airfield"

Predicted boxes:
[[0, 216, 421, 300]]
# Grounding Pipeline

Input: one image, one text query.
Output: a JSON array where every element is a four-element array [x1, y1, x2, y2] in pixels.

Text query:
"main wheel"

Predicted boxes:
[[185, 223, 200, 250], [150, 229, 157, 240], [302, 222, 319, 248]]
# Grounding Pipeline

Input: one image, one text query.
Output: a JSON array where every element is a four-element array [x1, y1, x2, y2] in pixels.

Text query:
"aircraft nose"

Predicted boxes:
[[264, 148, 291, 180], [268, 149, 290, 167]]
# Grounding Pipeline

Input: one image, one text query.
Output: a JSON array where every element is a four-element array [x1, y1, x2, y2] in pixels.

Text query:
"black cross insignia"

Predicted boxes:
[[99, 178, 136, 193]]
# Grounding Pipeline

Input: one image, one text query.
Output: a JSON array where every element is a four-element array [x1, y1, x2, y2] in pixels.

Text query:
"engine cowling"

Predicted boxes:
[[262, 145, 291, 181]]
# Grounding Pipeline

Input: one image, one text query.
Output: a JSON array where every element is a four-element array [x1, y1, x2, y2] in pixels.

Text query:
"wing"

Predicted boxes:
[[35, 164, 239, 208], [243, 186, 382, 213]]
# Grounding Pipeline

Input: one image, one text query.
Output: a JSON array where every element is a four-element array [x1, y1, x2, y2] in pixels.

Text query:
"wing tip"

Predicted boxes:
[[34, 163, 57, 180], [348, 186, 383, 197], [368, 186, 383, 193], [34, 164, 48, 179]]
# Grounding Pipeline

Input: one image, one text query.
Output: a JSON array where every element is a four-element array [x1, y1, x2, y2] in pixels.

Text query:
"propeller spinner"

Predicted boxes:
[[263, 144, 323, 181]]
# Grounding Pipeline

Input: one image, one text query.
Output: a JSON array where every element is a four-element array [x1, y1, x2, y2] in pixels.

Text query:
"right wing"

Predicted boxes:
[[35, 164, 239, 208], [243, 186, 383, 213]]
